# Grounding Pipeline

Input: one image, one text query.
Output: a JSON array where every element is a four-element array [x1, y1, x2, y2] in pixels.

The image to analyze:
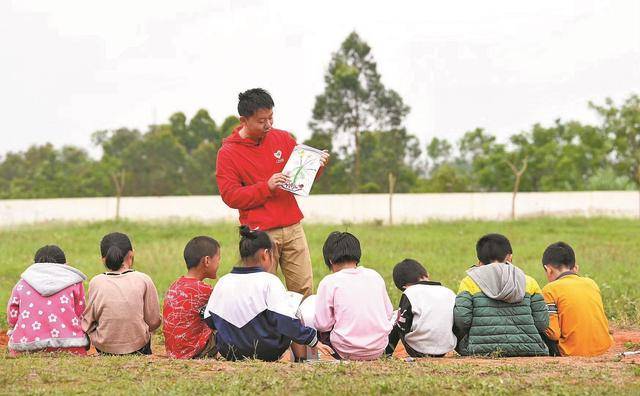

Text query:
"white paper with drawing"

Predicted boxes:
[[280, 144, 323, 196]]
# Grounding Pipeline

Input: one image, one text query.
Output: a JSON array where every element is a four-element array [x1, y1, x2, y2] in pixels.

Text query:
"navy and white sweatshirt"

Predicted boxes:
[[203, 267, 318, 361], [386, 281, 457, 356]]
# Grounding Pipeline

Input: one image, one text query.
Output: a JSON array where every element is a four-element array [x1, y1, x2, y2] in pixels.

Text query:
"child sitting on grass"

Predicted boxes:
[[7, 245, 89, 355], [541, 242, 613, 356], [454, 233, 549, 356], [163, 236, 220, 359], [314, 231, 394, 360], [82, 232, 162, 355], [202, 226, 331, 361], [385, 259, 456, 358]]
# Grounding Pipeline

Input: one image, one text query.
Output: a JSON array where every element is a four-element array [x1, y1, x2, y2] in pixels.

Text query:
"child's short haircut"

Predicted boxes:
[[392, 259, 428, 291], [34, 245, 66, 264], [322, 231, 361, 269], [476, 233, 512, 265], [183, 236, 220, 269], [238, 88, 274, 117], [542, 242, 576, 270]]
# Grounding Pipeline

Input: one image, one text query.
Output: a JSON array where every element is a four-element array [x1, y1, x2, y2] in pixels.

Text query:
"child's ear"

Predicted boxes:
[[505, 253, 513, 263], [262, 249, 273, 270], [574, 263, 580, 274]]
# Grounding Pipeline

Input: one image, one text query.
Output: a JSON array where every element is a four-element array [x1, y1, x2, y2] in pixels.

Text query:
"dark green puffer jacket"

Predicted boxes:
[[453, 263, 549, 357]]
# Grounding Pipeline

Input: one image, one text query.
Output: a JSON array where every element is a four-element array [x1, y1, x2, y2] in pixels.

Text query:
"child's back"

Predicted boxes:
[[455, 263, 549, 356], [543, 273, 612, 356], [163, 236, 219, 359], [396, 281, 457, 356], [83, 270, 161, 354], [386, 259, 456, 357], [82, 232, 161, 355], [7, 259, 88, 355], [204, 267, 317, 361], [163, 277, 213, 358], [203, 226, 320, 362], [315, 266, 393, 360], [454, 234, 549, 357]]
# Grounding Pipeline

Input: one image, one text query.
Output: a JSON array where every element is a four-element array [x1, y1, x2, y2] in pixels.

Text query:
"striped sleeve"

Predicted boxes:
[[526, 276, 549, 332]]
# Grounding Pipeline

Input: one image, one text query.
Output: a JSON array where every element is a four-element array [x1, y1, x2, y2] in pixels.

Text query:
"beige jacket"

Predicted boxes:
[[82, 270, 161, 354]]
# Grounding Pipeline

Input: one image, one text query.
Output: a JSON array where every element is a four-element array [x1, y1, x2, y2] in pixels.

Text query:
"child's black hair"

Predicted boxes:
[[239, 225, 272, 260], [100, 232, 133, 271], [34, 245, 66, 264], [476, 233, 512, 265], [238, 88, 274, 117], [392, 259, 429, 291], [322, 231, 361, 269], [184, 236, 220, 270], [542, 241, 576, 270]]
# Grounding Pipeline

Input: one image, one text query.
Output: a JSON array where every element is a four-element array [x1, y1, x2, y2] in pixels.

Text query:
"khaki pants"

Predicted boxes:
[[266, 222, 314, 297]]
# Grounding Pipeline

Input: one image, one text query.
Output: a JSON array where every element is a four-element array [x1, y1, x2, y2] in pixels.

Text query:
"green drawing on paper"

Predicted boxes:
[[281, 145, 323, 196]]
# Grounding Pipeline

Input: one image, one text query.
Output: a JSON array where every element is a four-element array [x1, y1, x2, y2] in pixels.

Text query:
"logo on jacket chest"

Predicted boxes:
[[274, 150, 284, 163]]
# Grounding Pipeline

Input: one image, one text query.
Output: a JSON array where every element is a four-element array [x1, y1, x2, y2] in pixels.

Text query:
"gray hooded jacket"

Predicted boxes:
[[21, 263, 87, 297], [466, 262, 526, 304], [453, 262, 549, 357]]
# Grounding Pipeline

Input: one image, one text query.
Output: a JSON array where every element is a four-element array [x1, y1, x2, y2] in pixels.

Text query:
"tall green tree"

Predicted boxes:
[[309, 31, 410, 190]]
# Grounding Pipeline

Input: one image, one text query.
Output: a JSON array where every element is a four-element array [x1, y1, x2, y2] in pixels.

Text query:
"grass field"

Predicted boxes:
[[1, 218, 640, 395], [1, 217, 639, 327]]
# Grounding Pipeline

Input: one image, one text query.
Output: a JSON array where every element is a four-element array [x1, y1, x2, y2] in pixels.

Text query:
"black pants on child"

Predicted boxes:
[[541, 333, 561, 357], [386, 326, 445, 358], [96, 341, 152, 356], [318, 331, 343, 360]]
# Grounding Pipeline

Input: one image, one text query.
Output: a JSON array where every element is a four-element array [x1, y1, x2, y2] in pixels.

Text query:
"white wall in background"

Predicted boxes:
[[1, 191, 638, 227]]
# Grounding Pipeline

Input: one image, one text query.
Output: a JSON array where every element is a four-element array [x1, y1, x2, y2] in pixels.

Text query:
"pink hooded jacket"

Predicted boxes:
[[7, 263, 89, 352]]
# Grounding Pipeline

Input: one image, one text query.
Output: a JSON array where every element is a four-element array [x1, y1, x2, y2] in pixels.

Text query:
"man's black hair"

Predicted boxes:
[[184, 236, 220, 270], [392, 259, 429, 291], [238, 88, 274, 117], [322, 231, 361, 270], [542, 241, 576, 270], [238, 225, 272, 260], [476, 233, 513, 265], [34, 245, 66, 264]]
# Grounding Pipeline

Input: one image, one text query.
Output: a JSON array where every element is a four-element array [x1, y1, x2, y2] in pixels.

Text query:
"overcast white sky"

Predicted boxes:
[[1, 0, 639, 157]]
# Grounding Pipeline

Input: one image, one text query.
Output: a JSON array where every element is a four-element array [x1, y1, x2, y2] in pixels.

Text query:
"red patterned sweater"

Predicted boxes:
[[162, 277, 213, 359]]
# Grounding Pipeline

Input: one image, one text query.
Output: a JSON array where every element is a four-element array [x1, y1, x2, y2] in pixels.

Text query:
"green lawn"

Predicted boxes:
[[2, 218, 640, 395], [2, 353, 640, 395], [1, 217, 639, 327]]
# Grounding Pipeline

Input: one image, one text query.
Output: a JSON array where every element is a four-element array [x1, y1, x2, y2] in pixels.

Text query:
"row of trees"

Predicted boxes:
[[1, 32, 639, 199], [0, 111, 239, 198]]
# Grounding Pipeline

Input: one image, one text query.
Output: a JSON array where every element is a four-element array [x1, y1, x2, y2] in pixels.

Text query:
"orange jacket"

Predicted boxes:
[[543, 273, 613, 356]]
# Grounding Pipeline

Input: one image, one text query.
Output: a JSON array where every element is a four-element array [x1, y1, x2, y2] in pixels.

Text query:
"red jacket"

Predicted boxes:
[[216, 126, 303, 230]]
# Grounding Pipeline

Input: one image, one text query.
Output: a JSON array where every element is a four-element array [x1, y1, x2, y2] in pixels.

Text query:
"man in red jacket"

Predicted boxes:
[[216, 88, 329, 297]]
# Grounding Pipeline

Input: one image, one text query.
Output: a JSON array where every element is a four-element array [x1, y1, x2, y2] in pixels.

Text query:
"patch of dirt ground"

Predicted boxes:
[[2, 328, 640, 365]]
